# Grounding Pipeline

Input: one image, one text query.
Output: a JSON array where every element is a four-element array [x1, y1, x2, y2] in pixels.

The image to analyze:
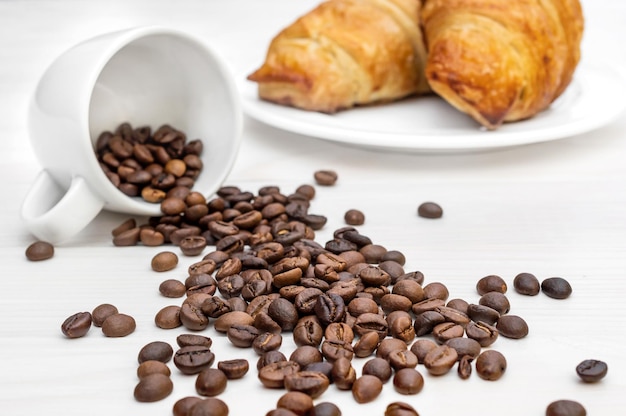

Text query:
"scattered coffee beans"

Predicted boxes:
[[575, 359, 608, 383], [541, 277, 573, 299], [61, 312, 92, 338], [151, 251, 179, 272], [546, 400, 586, 416], [417, 202, 443, 219], [25, 240, 54, 261]]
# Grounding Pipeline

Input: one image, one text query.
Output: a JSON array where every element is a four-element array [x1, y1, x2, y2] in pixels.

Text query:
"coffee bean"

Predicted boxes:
[[458, 355, 473, 380], [227, 324, 260, 348], [133, 373, 173, 402], [173, 397, 204, 416], [217, 359, 249, 379], [392, 279, 424, 304], [257, 351, 288, 371], [61, 312, 92, 338], [413, 310, 445, 336], [113, 227, 140, 246], [180, 302, 209, 331], [137, 360, 171, 379], [112, 218, 136, 236], [284, 371, 330, 398], [344, 209, 365, 225], [140, 228, 165, 246], [276, 391, 314, 416], [478, 291, 510, 315], [445, 337, 482, 360], [331, 357, 357, 390], [475, 350, 507, 381], [385, 402, 420, 416], [187, 397, 229, 416], [91, 304, 118, 327], [196, 368, 228, 396], [352, 374, 383, 403], [258, 361, 301, 389], [180, 235, 207, 256], [410, 339, 438, 364], [25, 241, 54, 261], [476, 274, 507, 295], [513, 272, 540, 296], [393, 368, 424, 395], [465, 320, 499, 347], [314, 170, 338, 186], [151, 251, 178, 272], [253, 332, 283, 355], [575, 359, 608, 383], [214, 311, 254, 333], [289, 346, 323, 369], [353, 331, 380, 358], [313, 402, 341, 416], [268, 298, 299, 331], [496, 315, 529, 339], [546, 400, 586, 416], [362, 357, 393, 383], [417, 202, 443, 219], [293, 315, 324, 347], [173, 345, 215, 375], [159, 279, 187, 298], [423, 282, 449, 301], [101, 313, 135, 337], [138, 341, 173, 363], [177, 333, 212, 348], [466, 304, 500, 326], [541, 277, 573, 299], [423, 345, 458, 376], [154, 305, 182, 329]]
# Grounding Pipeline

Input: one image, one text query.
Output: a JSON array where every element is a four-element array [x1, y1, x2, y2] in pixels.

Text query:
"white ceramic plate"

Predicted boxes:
[[240, 61, 626, 152]]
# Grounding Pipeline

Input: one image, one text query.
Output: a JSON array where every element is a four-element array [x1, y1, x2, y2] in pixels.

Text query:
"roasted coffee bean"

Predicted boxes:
[[446, 298, 469, 315], [154, 305, 182, 329], [476, 274, 507, 295], [423, 345, 458, 376], [112, 218, 136, 236], [313, 402, 341, 416], [541, 277, 573, 299], [347, 297, 379, 317], [467, 304, 500, 326], [268, 298, 299, 331], [214, 311, 254, 333], [575, 359, 608, 383], [475, 350, 507, 381], [466, 321, 499, 347], [435, 306, 471, 326], [276, 391, 315, 416], [353, 331, 381, 358], [392, 280, 425, 304], [496, 315, 529, 339], [314, 170, 338, 186], [396, 270, 425, 285], [546, 400, 587, 416], [187, 397, 229, 416], [315, 293, 346, 326], [188, 259, 217, 276], [304, 361, 334, 382], [196, 368, 228, 397], [185, 273, 217, 296], [411, 298, 445, 315], [173, 397, 204, 416], [159, 279, 186, 298], [180, 303, 209, 331], [458, 355, 473, 380], [380, 293, 412, 314], [257, 351, 288, 371], [173, 345, 215, 375], [138, 341, 173, 363], [393, 368, 424, 395], [140, 228, 165, 246], [417, 201, 443, 219], [445, 337, 482, 360], [101, 313, 136, 337], [217, 359, 249, 379], [227, 324, 260, 348], [61, 312, 92, 338], [151, 251, 178, 272], [137, 360, 171, 379], [357, 265, 391, 286], [177, 333, 212, 348], [388, 311, 415, 343], [253, 332, 283, 354], [91, 304, 118, 327], [354, 312, 388, 340], [352, 375, 383, 403], [25, 241, 54, 261], [413, 310, 445, 336], [410, 339, 438, 364], [324, 322, 354, 343], [344, 209, 365, 225], [331, 357, 357, 390], [293, 315, 324, 347], [479, 292, 510, 315], [180, 235, 207, 256], [113, 227, 140, 246], [134, 373, 173, 402], [385, 402, 420, 416], [382, 250, 406, 265], [321, 339, 354, 362], [423, 282, 449, 301], [362, 357, 392, 383], [284, 371, 330, 398], [513, 272, 541, 296], [388, 350, 419, 371], [359, 244, 387, 263], [258, 361, 301, 389], [376, 338, 407, 360], [294, 288, 324, 315]]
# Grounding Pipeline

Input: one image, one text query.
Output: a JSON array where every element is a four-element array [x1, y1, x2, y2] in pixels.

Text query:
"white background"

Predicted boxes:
[[1, 1, 625, 415]]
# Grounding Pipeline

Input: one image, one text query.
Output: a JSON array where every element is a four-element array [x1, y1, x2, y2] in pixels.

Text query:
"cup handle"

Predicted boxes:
[[21, 170, 105, 243]]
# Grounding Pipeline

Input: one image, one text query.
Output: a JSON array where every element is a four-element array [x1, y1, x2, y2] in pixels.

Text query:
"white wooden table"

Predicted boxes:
[[1, 1, 625, 415]]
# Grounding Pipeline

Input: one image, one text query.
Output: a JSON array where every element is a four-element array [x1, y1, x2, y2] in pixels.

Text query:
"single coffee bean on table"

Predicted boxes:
[[513, 272, 540, 295], [496, 315, 529, 339], [352, 374, 383, 403], [151, 251, 178, 272], [314, 169, 338, 186], [25, 241, 54, 261], [344, 209, 365, 225], [195, 368, 228, 397], [417, 201, 443, 219], [393, 368, 425, 395], [475, 350, 507, 381], [476, 274, 507, 295], [133, 373, 173, 402], [276, 391, 314, 416], [545, 399, 587, 416], [541, 277, 573, 299], [61, 312, 92, 338], [137, 340, 174, 363], [137, 360, 171, 379], [101, 313, 136, 337], [91, 303, 118, 327], [575, 359, 608, 383]]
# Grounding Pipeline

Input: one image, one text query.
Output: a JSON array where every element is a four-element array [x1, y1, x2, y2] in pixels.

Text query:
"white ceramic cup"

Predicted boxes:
[[21, 26, 242, 244]]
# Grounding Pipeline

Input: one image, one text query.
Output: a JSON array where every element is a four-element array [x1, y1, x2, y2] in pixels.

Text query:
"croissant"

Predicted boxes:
[[247, 0, 430, 113], [421, 0, 584, 129]]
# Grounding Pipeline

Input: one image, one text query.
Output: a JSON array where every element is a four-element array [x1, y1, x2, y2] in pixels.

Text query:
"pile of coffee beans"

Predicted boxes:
[[95, 122, 204, 203], [55, 167, 601, 415]]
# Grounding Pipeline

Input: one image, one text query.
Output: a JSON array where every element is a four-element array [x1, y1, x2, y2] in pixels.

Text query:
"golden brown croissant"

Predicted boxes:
[[421, 0, 584, 129], [247, 0, 430, 113]]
